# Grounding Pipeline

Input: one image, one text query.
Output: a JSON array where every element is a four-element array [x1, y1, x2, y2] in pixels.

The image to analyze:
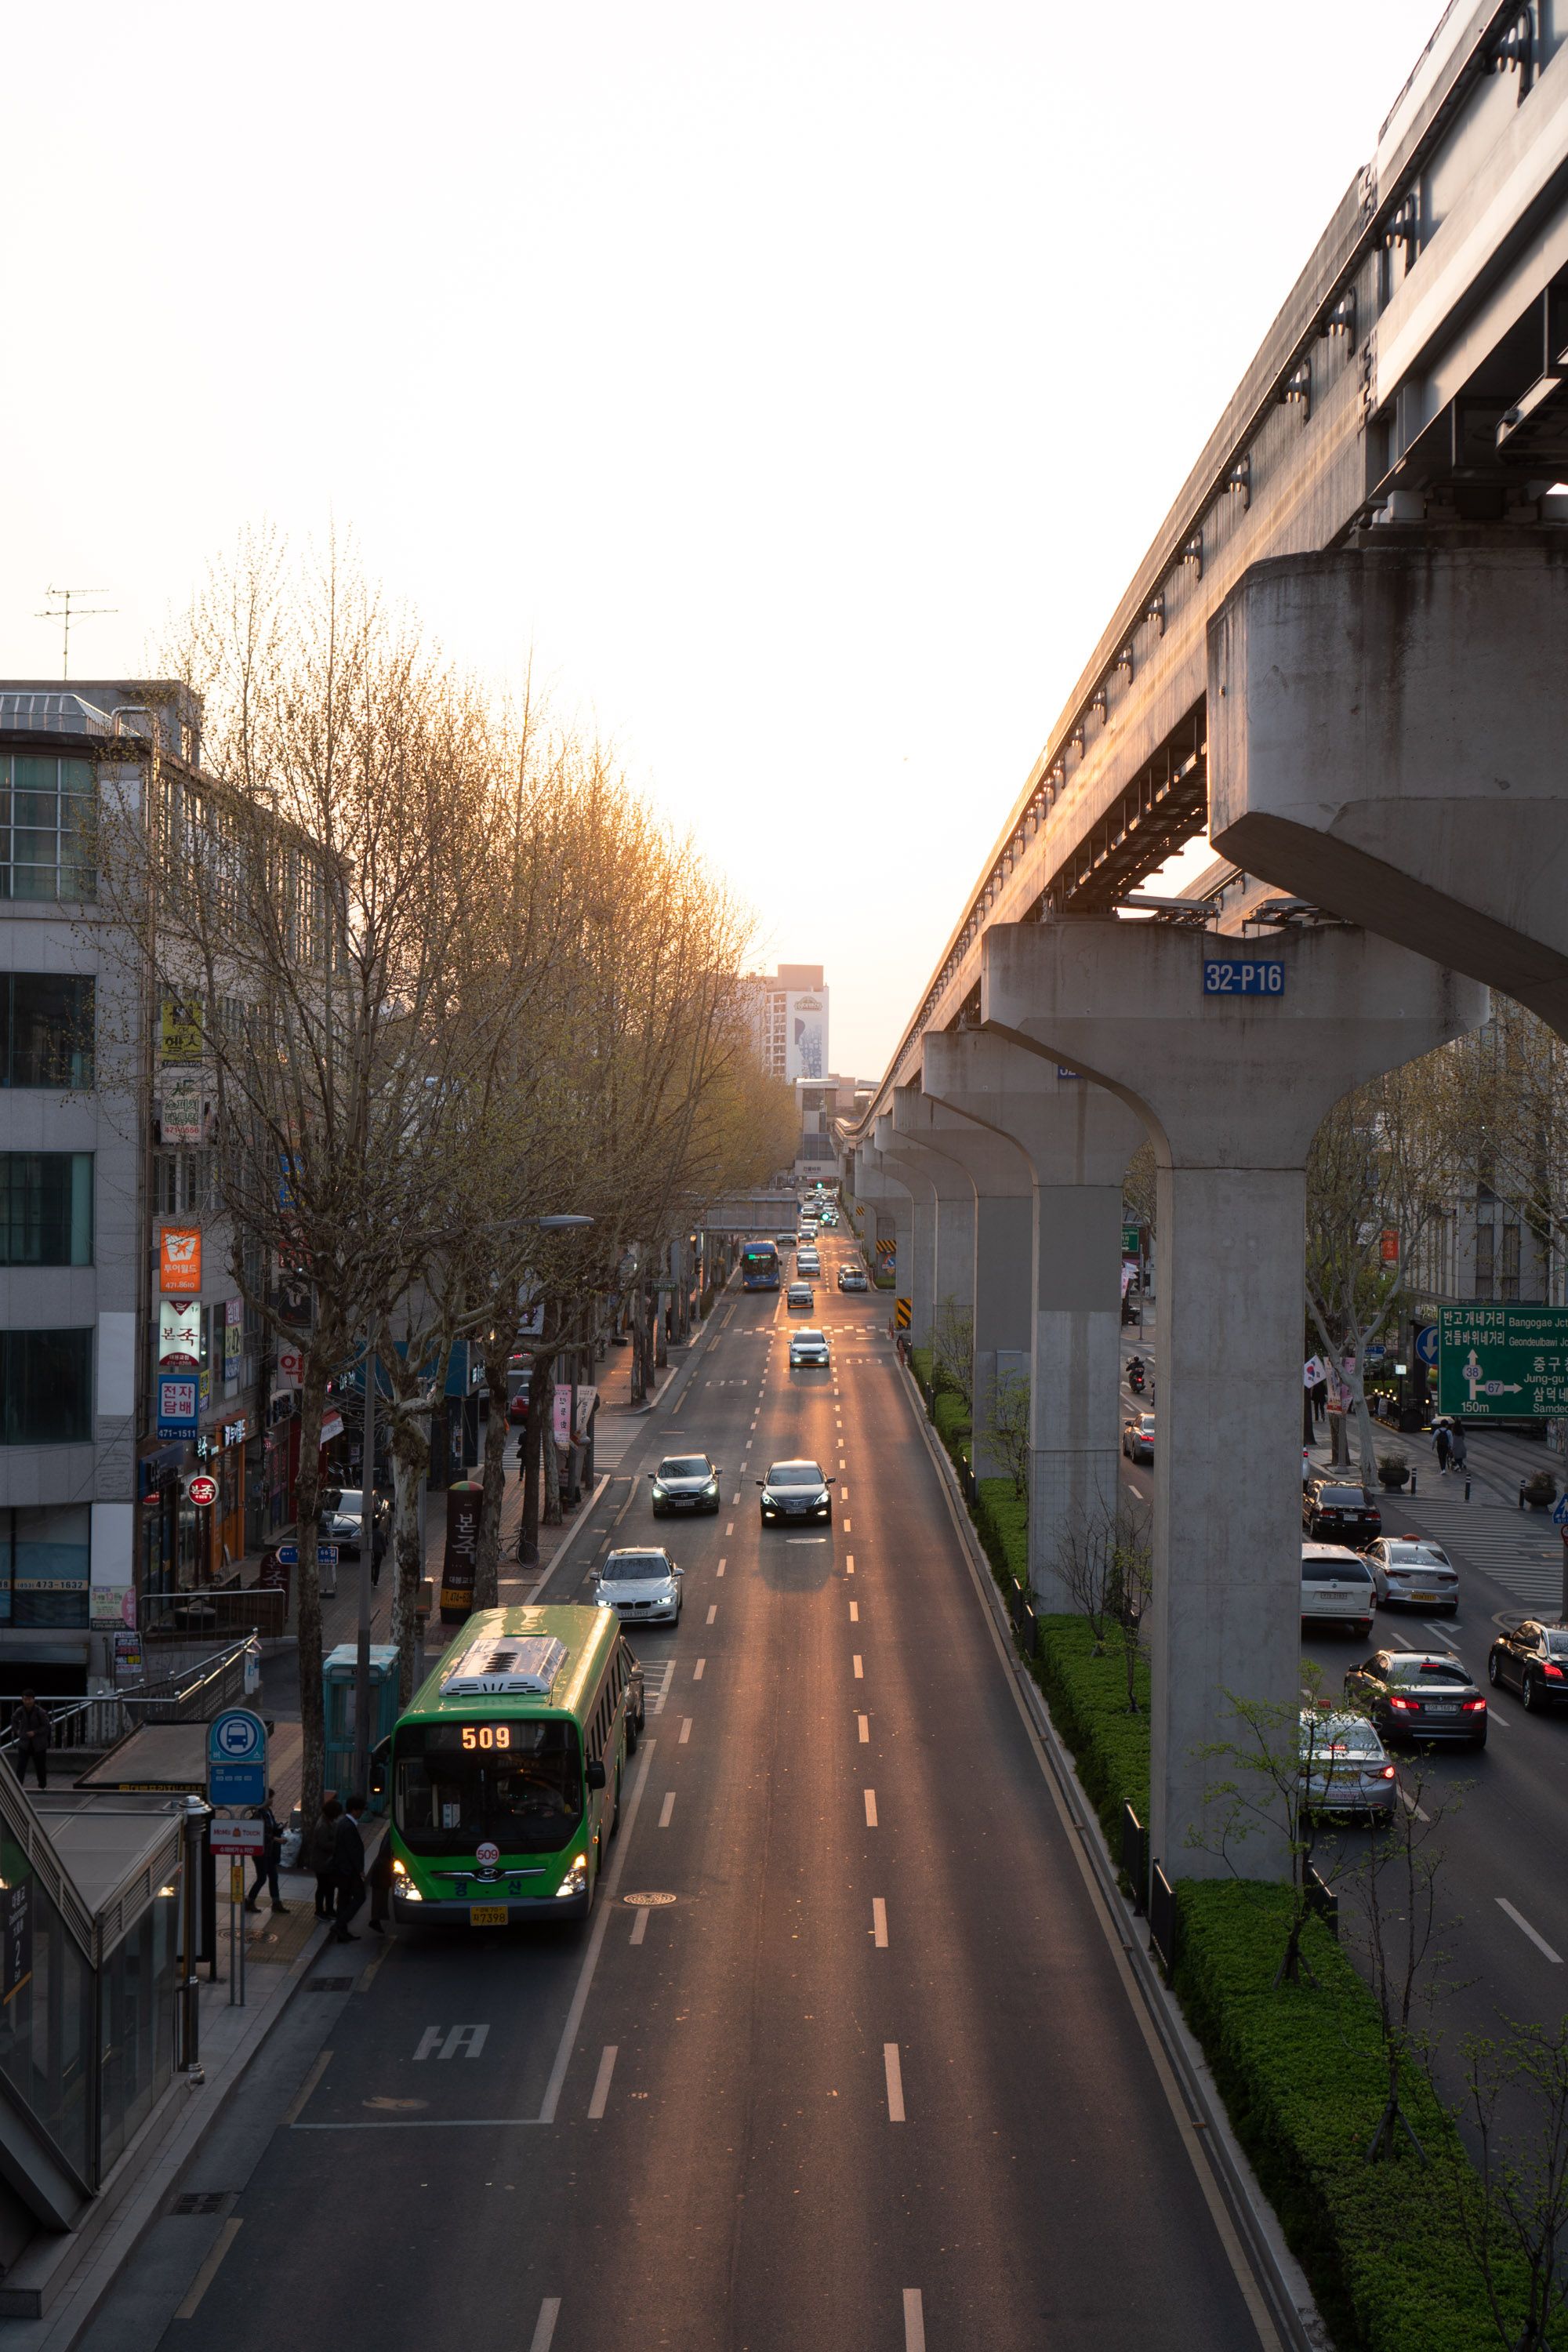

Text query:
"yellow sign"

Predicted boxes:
[[161, 998, 204, 1059], [229, 1862, 245, 1903], [895, 1298, 912, 1330]]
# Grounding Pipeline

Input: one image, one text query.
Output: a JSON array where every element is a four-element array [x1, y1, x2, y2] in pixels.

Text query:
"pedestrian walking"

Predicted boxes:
[[1434, 1422, 1453, 1473], [308, 1796, 342, 1919], [245, 1789, 289, 1913], [9, 1691, 50, 1789], [1450, 1424, 1468, 1472], [333, 1795, 368, 1943], [368, 1834, 394, 1936]]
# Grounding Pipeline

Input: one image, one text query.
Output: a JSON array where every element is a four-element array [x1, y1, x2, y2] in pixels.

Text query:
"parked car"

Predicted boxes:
[[1302, 1478, 1381, 1547], [786, 1282, 815, 1311], [1487, 1620, 1568, 1711], [1342, 1650, 1488, 1748], [1298, 1710, 1399, 1821], [757, 1459, 833, 1525], [648, 1454, 721, 1517], [591, 1547, 683, 1624], [1365, 1537, 1458, 1613], [319, 1488, 389, 1562], [1301, 1544, 1376, 1637], [1122, 1412, 1155, 1465], [789, 1326, 830, 1369]]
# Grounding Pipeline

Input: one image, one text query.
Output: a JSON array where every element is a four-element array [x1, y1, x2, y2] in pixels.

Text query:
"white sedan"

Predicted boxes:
[[1364, 1537, 1459, 1614]]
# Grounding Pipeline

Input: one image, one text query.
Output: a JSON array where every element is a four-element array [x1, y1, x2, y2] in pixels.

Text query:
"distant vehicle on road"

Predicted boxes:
[[786, 1282, 815, 1311], [1298, 1711, 1398, 1821], [789, 1326, 829, 1369], [1487, 1621, 1568, 1711], [758, 1459, 833, 1524], [1301, 1544, 1376, 1637], [742, 1242, 781, 1292], [593, 1547, 684, 1624], [1302, 1479, 1381, 1547], [837, 1266, 869, 1292], [1365, 1537, 1457, 1613], [797, 1248, 822, 1277], [1121, 1412, 1155, 1465], [386, 1604, 642, 1927], [1343, 1650, 1487, 1748], [648, 1454, 721, 1517], [775, 1232, 796, 1253]]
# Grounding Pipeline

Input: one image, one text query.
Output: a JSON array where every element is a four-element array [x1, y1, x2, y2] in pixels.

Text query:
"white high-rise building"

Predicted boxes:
[[738, 964, 829, 1083]]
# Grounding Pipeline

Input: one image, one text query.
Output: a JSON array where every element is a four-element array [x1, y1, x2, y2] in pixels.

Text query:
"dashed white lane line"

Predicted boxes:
[[849, 1601, 859, 1622], [731, 1494, 739, 1505], [902, 2289, 924, 2350], [529, 2299, 562, 2352], [840, 1486, 849, 1502], [884, 2042, 906, 2122], [873, 1896, 888, 1947], [587, 2044, 618, 2118], [717, 1556, 727, 1577], [706, 1604, 717, 1624], [725, 1522, 734, 1536], [630, 1908, 650, 1946], [858, 1714, 869, 1743], [844, 1519, 852, 1534], [1497, 1896, 1563, 1962], [864, 1788, 878, 1827], [1490, 1709, 1512, 1727], [694, 1658, 706, 1680], [659, 1793, 676, 1828], [679, 1717, 692, 1744], [852, 1654, 864, 1679], [1399, 1788, 1430, 1823], [846, 1555, 855, 1574]]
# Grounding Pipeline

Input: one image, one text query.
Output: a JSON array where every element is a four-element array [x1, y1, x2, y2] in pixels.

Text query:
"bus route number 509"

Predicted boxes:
[[1203, 958, 1286, 996]]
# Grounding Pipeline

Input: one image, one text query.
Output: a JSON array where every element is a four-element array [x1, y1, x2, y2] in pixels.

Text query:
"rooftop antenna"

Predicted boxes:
[[34, 586, 118, 681]]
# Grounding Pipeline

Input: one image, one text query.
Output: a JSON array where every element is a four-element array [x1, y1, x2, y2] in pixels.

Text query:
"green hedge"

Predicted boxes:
[[1174, 1884, 1556, 2352], [973, 1477, 1027, 1589], [1030, 1613, 1150, 1848], [931, 1391, 971, 1469]]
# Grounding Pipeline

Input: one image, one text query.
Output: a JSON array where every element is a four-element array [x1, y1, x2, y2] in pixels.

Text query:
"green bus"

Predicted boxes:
[[386, 1606, 644, 1926]]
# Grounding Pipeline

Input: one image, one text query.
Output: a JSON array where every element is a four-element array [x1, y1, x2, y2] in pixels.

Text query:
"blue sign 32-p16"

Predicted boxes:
[[1203, 958, 1285, 996]]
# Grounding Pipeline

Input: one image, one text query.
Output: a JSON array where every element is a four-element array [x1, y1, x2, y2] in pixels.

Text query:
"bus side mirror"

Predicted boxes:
[[586, 1759, 607, 1791]]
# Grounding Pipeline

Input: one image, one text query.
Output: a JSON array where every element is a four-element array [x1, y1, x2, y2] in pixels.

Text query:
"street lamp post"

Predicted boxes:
[[517, 1215, 595, 1568]]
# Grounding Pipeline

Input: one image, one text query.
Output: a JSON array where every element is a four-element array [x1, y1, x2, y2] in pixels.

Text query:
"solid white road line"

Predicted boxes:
[[694, 1658, 706, 1679], [1490, 1709, 1512, 1727], [680, 1717, 692, 1744], [884, 2042, 906, 2122], [858, 1714, 869, 1743], [659, 1792, 676, 1828], [529, 2298, 562, 2352], [1399, 1788, 1430, 1823], [536, 1737, 656, 2125], [1497, 1896, 1564, 1962], [630, 1907, 650, 1945], [706, 1604, 717, 1624], [587, 2045, 618, 2118], [902, 2288, 926, 2351], [873, 1896, 888, 1947], [864, 1788, 878, 1827], [175, 2219, 241, 2318], [852, 1654, 864, 1679]]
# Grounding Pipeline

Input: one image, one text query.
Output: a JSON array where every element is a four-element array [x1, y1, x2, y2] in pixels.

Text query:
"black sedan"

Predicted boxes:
[[758, 1459, 834, 1526], [648, 1454, 722, 1517], [1303, 1478, 1381, 1548], [1488, 1620, 1568, 1712], [837, 1266, 869, 1292], [1342, 1650, 1488, 1748]]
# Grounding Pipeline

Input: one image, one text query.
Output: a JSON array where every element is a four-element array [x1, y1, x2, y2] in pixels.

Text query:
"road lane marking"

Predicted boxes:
[[717, 1556, 727, 1576], [416, 2024, 490, 2060], [659, 1792, 676, 1828], [841, 1486, 849, 1501], [1490, 1709, 1512, 1727], [873, 1896, 888, 1947], [630, 1907, 649, 1946], [844, 1519, 851, 1533], [846, 1556, 855, 1573], [694, 1658, 706, 1680], [725, 1522, 734, 1535], [858, 1715, 869, 1742], [283, 2049, 331, 2126], [679, 1717, 692, 1744], [903, 2288, 925, 2350], [849, 1601, 859, 1622], [706, 1604, 717, 1624], [1497, 1897, 1563, 1962], [530, 2298, 562, 2352], [535, 1736, 657, 2125], [175, 2217, 241, 2318], [884, 2042, 906, 2122], [731, 1493, 739, 1504], [1399, 1788, 1430, 1823], [587, 2045, 618, 2118], [853, 1654, 864, 1678], [864, 1788, 878, 1827]]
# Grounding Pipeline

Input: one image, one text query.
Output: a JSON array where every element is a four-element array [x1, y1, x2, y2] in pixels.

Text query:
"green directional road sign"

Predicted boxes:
[[1122, 1225, 1141, 1256], [1437, 1305, 1568, 1419]]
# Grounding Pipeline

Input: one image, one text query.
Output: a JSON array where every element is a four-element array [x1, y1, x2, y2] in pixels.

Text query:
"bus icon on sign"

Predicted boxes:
[[209, 1709, 267, 1766]]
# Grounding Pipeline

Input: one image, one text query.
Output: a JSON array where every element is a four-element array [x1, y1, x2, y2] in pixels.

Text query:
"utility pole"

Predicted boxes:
[[352, 1340, 376, 1800], [34, 586, 118, 680]]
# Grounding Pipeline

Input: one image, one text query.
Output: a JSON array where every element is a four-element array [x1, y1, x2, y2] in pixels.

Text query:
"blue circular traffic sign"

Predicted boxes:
[[1415, 1325, 1439, 1368], [208, 1708, 267, 1767]]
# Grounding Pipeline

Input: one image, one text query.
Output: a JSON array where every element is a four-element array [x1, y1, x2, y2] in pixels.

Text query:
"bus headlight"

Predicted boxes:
[[557, 1853, 589, 1898]]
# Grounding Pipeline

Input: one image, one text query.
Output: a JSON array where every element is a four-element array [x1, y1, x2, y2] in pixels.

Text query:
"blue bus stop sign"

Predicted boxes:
[[1553, 1494, 1568, 1530], [1415, 1324, 1439, 1368], [208, 1708, 268, 1809]]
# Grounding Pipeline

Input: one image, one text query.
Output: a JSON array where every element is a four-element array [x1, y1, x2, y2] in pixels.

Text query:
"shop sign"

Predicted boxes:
[[320, 1411, 344, 1444], [159, 1227, 202, 1294], [158, 1298, 202, 1367], [223, 1316, 241, 1370], [275, 1347, 303, 1388], [156, 1376, 198, 1441], [222, 1417, 249, 1447], [186, 1473, 219, 1507], [198, 1369, 212, 1406], [158, 1067, 205, 1145], [160, 997, 204, 1059], [114, 1628, 144, 1681]]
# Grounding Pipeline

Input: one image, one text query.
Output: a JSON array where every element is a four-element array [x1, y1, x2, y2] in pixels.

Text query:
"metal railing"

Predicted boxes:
[[140, 1586, 285, 1642], [1120, 1804, 1149, 1915], [0, 1635, 255, 1769], [1148, 1862, 1178, 1982]]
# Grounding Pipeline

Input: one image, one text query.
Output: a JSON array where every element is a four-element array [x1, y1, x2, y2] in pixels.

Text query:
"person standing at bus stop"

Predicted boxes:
[[333, 1795, 368, 1942], [245, 1789, 288, 1914]]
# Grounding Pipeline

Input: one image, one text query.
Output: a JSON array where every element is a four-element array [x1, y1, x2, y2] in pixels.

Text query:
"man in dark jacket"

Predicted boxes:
[[245, 1790, 288, 1914], [9, 1692, 49, 1789], [333, 1795, 367, 1943]]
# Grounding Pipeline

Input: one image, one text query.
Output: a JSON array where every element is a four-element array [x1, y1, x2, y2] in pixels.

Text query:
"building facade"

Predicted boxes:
[[739, 964, 830, 1083]]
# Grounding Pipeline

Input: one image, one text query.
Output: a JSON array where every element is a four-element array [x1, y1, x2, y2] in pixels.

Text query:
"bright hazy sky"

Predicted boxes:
[[4, 1, 1445, 1080]]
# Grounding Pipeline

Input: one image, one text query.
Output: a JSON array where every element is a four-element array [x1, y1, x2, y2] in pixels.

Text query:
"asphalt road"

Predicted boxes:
[[86, 1232, 1274, 2352]]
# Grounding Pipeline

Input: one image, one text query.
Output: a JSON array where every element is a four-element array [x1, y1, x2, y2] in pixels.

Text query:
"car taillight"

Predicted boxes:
[[1463, 1697, 1486, 1712], [1388, 1695, 1416, 1711], [1544, 1664, 1565, 1681], [1381, 1765, 1396, 1780]]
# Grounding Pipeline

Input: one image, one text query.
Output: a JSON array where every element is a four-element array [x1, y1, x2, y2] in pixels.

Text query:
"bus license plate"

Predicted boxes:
[[470, 1904, 507, 1926]]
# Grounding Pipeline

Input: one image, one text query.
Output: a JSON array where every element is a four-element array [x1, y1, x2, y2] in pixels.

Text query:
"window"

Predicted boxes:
[[151, 1150, 212, 1216], [0, 1330, 93, 1445], [1501, 1225, 1521, 1303], [0, 975, 94, 1088], [0, 1504, 90, 1626], [0, 754, 96, 901], [1475, 1221, 1495, 1300], [0, 1155, 93, 1266]]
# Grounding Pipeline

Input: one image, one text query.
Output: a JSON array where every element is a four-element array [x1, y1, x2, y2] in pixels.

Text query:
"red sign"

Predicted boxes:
[[1380, 1228, 1399, 1263], [187, 1473, 219, 1508]]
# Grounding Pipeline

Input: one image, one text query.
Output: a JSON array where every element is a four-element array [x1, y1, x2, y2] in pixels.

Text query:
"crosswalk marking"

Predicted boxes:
[[1392, 1499, 1566, 1613]]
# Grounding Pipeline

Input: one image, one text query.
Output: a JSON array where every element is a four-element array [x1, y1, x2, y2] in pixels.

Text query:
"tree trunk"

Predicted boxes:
[[541, 1359, 562, 1526], [630, 1285, 650, 1406], [386, 1394, 430, 1707], [293, 1352, 329, 1832], [520, 1349, 550, 1562], [473, 1335, 510, 1612]]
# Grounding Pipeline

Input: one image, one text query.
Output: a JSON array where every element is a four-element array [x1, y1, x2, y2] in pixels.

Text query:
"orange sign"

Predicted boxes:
[[1379, 1228, 1399, 1264], [159, 1227, 202, 1294]]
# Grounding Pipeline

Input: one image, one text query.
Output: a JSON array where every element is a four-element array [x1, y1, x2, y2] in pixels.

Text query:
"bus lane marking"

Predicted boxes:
[[679, 1717, 692, 1744], [415, 2024, 490, 2060], [903, 2289, 925, 2350], [864, 1789, 878, 1827], [660, 1792, 677, 1828], [873, 1897, 888, 1947], [587, 2045, 618, 2118], [535, 1735, 658, 2126], [884, 2042, 906, 2122], [852, 1655, 864, 1679], [530, 2299, 562, 2352], [857, 1715, 869, 1743]]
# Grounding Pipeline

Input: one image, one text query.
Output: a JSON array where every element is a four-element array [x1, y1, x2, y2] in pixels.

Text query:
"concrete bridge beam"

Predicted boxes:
[[983, 917, 1486, 1881]]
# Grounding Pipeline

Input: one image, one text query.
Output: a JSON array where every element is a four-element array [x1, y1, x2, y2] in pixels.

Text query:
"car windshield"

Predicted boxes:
[[394, 1719, 581, 1855], [1318, 1486, 1368, 1505], [769, 1464, 825, 1486], [1388, 1657, 1468, 1685], [1302, 1557, 1370, 1581], [1386, 1543, 1447, 1565], [603, 1552, 671, 1581], [793, 1330, 825, 1344], [659, 1458, 710, 1479]]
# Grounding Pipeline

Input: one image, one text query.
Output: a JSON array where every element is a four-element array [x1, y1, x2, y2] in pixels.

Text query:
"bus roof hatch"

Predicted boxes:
[[439, 1635, 568, 1697]]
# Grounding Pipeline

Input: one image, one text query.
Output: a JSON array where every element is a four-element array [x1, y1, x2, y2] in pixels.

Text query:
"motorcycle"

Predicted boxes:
[[1127, 1359, 1146, 1395]]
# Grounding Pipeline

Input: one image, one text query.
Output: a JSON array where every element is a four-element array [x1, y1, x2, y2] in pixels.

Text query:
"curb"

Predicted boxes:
[[894, 1355, 1325, 2352]]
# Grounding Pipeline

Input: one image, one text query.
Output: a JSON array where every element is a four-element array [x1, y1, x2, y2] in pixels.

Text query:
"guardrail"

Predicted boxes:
[[140, 1587, 285, 1642], [1121, 1804, 1149, 1915], [0, 1635, 256, 1767], [1148, 1862, 1178, 1982]]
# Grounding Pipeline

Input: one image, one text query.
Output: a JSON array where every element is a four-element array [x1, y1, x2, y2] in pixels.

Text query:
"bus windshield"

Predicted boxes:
[[742, 1243, 780, 1290], [394, 1719, 583, 1855]]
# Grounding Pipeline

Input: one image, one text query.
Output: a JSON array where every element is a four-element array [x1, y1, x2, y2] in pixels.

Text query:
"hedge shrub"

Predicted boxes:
[[1029, 1613, 1150, 1848], [972, 1478, 1028, 1590]]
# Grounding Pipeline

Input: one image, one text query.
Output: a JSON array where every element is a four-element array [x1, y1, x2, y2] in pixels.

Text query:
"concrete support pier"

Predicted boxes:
[[921, 1031, 1142, 1592], [984, 918, 1486, 1878], [873, 1115, 940, 1348], [849, 1146, 913, 1302]]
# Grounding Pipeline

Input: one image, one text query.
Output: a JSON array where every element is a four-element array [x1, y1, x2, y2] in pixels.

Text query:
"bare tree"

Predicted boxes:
[[1346, 1761, 1461, 2162], [1194, 1663, 1348, 1987], [931, 1298, 975, 1414], [1054, 1493, 1150, 1684], [983, 1368, 1031, 1503], [1444, 2016, 1568, 2350]]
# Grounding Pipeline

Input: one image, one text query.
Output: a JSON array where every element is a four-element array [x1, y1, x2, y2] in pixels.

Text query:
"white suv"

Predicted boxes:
[[1301, 1544, 1375, 1638]]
